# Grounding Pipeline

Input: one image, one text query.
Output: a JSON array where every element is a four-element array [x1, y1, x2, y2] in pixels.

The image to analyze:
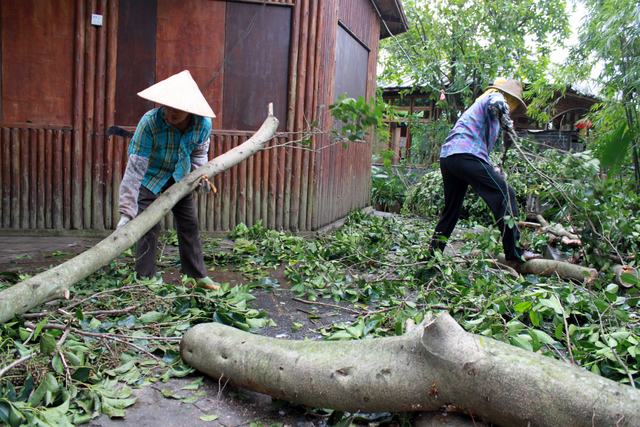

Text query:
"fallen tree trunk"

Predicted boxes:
[[180, 313, 640, 427], [0, 106, 279, 324], [496, 254, 598, 283]]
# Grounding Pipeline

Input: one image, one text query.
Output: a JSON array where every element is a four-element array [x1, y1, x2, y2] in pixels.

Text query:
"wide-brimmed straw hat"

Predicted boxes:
[[486, 78, 527, 114], [137, 70, 216, 118]]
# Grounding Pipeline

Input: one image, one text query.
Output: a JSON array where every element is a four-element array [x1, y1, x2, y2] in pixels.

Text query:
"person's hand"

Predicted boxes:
[[196, 176, 217, 195], [116, 214, 131, 230], [196, 177, 211, 194]]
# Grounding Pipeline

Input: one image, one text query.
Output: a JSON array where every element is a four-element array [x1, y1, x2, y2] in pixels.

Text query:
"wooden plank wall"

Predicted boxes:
[[312, 0, 380, 230], [194, 132, 290, 232], [0, 0, 382, 233]]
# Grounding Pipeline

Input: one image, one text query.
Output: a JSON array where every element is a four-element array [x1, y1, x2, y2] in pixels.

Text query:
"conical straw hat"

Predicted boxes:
[[486, 78, 527, 114], [137, 70, 215, 118]]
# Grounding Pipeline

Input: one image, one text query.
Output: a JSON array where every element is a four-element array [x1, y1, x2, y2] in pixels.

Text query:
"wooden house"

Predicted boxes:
[[0, 0, 408, 233], [380, 83, 598, 164]]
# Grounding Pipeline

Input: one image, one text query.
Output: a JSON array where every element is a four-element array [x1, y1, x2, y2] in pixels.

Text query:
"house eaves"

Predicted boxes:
[[371, 0, 409, 39]]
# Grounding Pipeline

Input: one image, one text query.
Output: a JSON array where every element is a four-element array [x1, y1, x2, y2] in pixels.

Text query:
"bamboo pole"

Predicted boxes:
[[9, 129, 19, 229], [222, 135, 231, 231], [289, 0, 310, 230], [91, 0, 107, 230], [299, 0, 318, 230], [53, 130, 64, 229], [246, 144, 254, 228], [286, 0, 301, 134], [237, 135, 247, 227], [19, 129, 29, 229], [230, 135, 239, 229], [274, 139, 284, 229], [264, 137, 274, 229], [83, 0, 97, 229], [29, 129, 38, 229], [307, 0, 325, 231], [72, 0, 86, 230], [214, 135, 223, 231], [45, 130, 53, 229], [36, 130, 45, 229], [1, 128, 9, 228], [253, 140, 262, 227], [63, 130, 72, 229], [104, 0, 118, 229]]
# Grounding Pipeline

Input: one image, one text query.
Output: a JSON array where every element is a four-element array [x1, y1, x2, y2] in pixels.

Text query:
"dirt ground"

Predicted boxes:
[[0, 235, 367, 427]]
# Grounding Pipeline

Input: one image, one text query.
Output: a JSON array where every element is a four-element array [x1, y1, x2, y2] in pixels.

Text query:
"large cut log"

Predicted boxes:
[[180, 313, 640, 427], [0, 106, 279, 324], [497, 254, 598, 283]]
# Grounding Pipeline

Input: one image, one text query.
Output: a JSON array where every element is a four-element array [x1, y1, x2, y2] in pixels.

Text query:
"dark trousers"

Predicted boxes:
[[430, 153, 524, 260], [135, 182, 207, 279]]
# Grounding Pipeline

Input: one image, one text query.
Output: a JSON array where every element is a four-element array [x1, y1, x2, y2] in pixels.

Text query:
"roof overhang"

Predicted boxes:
[[371, 0, 409, 39]]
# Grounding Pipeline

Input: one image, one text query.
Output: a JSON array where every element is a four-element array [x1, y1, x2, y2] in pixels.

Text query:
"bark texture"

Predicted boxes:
[[181, 313, 640, 427], [497, 254, 598, 283], [0, 108, 279, 324]]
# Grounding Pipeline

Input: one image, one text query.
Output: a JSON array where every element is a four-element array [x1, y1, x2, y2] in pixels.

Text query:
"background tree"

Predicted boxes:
[[562, 0, 640, 187], [378, 0, 571, 124]]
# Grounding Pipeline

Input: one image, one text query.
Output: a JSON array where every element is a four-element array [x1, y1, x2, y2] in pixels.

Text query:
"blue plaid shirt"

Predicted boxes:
[[128, 107, 212, 194], [440, 92, 514, 162]]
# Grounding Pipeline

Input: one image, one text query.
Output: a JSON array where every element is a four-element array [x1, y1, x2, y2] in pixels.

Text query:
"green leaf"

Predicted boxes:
[[39, 333, 57, 355], [529, 310, 540, 327], [71, 367, 92, 382], [101, 400, 125, 418], [139, 311, 164, 324], [102, 396, 137, 409], [33, 316, 49, 341], [161, 390, 183, 399], [621, 272, 640, 286], [514, 301, 532, 312], [52, 354, 64, 375], [29, 374, 58, 406], [200, 414, 219, 421], [529, 329, 557, 344]]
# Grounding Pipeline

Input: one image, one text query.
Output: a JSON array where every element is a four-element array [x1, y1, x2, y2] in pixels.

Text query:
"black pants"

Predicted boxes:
[[430, 153, 524, 260], [135, 182, 207, 279]]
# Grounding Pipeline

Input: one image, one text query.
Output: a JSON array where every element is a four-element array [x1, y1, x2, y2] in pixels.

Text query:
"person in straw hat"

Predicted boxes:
[[428, 78, 541, 264], [117, 70, 219, 289]]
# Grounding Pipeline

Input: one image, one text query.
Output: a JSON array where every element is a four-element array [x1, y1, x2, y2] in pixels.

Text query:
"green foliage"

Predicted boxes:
[[378, 0, 571, 122], [2, 173, 640, 424], [402, 151, 528, 223], [0, 250, 268, 425], [330, 94, 386, 144], [561, 0, 640, 186], [404, 116, 452, 165], [370, 153, 421, 212]]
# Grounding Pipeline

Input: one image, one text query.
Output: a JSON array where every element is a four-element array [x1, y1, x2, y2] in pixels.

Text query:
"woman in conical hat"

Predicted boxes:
[[116, 70, 219, 289], [427, 78, 541, 265]]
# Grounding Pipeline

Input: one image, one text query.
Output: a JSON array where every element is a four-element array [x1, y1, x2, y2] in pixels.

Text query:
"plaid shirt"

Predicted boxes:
[[440, 92, 515, 162], [129, 107, 212, 194]]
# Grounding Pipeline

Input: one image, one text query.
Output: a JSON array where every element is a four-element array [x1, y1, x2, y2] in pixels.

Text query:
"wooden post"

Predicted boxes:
[[36, 129, 45, 229], [63, 130, 72, 229], [104, 0, 118, 229], [19, 129, 29, 229], [44, 130, 53, 229], [83, 0, 97, 229], [72, 0, 86, 230], [29, 129, 38, 229], [53, 130, 64, 229]]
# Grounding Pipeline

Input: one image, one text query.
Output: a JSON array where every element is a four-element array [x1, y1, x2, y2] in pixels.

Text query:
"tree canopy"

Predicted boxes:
[[561, 0, 640, 186], [378, 0, 571, 122]]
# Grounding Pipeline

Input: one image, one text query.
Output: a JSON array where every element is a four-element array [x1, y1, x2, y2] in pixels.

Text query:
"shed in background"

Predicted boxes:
[[0, 0, 408, 234]]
